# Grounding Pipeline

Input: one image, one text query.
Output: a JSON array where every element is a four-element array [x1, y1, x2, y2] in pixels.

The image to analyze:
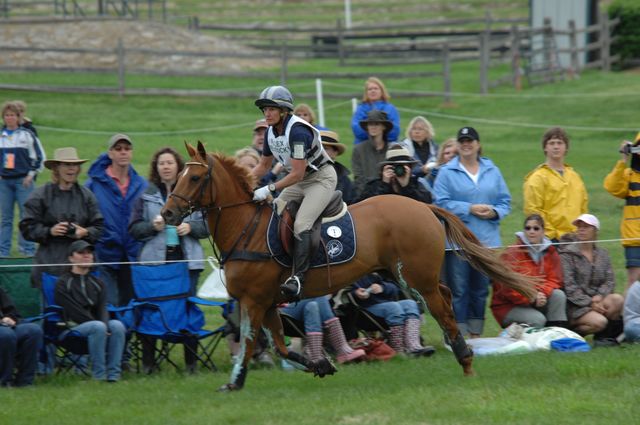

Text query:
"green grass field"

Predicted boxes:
[[2, 12, 640, 423]]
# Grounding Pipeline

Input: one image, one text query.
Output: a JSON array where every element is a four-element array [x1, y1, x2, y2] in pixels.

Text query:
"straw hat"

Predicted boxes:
[[379, 145, 419, 166], [319, 130, 346, 156], [44, 147, 87, 169]]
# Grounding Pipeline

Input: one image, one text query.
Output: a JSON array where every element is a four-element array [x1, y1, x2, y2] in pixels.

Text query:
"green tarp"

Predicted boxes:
[[0, 257, 40, 318]]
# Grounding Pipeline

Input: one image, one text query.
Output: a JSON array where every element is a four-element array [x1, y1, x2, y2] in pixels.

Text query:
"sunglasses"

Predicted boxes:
[[525, 226, 541, 231]]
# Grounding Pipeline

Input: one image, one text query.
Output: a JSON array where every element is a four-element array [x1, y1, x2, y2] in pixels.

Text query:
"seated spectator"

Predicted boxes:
[[0, 287, 42, 387], [423, 137, 457, 190], [279, 296, 365, 364], [399, 116, 439, 178], [623, 280, 640, 342], [319, 130, 356, 204], [54, 240, 126, 382], [351, 110, 394, 198], [351, 273, 435, 357], [559, 214, 624, 344], [293, 103, 328, 130], [491, 214, 567, 328], [20, 147, 104, 288], [356, 144, 432, 204], [351, 77, 400, 145]]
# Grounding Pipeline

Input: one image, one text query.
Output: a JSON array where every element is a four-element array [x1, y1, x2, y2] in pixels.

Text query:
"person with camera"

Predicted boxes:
[[356, 144, 432, 204], [604, 132, 640, 292], [20, 147, 104, 288], [523, 127, 588, 242]]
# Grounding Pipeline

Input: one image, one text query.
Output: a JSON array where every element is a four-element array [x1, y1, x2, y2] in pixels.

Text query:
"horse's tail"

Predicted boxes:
[[428, 205, 538, 300]]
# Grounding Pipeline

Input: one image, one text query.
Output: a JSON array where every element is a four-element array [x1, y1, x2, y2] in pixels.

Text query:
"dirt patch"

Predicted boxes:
[[0, 20, 277, 72]]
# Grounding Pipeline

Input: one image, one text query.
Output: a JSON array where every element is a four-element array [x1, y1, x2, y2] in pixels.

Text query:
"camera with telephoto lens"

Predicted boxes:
[[620, 141, 640, 155], [392, 164, 407, 177]]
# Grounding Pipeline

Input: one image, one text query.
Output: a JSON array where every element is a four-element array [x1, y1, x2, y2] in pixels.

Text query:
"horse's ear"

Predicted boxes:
[[197, 141, 207, 159], [185, 141, 197, 158]]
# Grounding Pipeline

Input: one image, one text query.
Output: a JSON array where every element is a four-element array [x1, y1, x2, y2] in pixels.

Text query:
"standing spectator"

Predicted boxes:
[[603, 133, 640, 291], [558, 214, 624, 344], [351, 110, 394, 199], [623, 280, 640, 342], [491, 214, 567, 329], [20, 147, 104, 288], [251, 85, 336, 299], [0, 101, 45, 258], [523, 127, 588, 242], [357, 144, 432, 204], [13, 100, 37, 137], [235, 147, 260, 171], [433, 126, 511, 337], [54, 240, 126, 382], [251, 118, 268, 155], [351, 77, 400, 145], [251, 118, 284, 187], [86, 134, 147, 306], [351, 273, 435, 357], [319, 130, 355, 204], [423, 137, 457, 190], [398, 116, 439, 178], [0, 287, 42, 387], [279, 296, 365, 364], [293, 103, 328, 130], [129, 147, 206, 296]]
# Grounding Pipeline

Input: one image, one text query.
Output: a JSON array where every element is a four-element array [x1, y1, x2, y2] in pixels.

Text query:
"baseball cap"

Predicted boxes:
[[253, 119, 268, 131], [457, 127, 480, 142], [107, 133, 133, 150], [572, 214, 600, 230], [68, 240, 94, 256]]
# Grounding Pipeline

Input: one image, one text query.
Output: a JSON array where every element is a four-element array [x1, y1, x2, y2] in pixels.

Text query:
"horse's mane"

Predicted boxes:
[[210, 152, 256, 196]]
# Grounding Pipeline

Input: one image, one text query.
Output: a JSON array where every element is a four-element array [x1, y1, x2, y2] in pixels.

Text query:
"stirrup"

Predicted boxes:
[[280, 275, 302, 298]]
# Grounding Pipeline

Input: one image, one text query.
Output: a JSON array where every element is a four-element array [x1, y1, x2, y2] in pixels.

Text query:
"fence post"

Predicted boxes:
[[337, 19, 345, 66], [568, 20, 579, 78], [442, 43, 451, 103], [162, 0, 167, 23], [280, 41, 288, 86], [479, 31, 489, 94], [510, 24, 521, 90], [117, 38, 126, 97], [2, 0, 8, 18], [543, 17, 552, 72], [600, 11, 611, 71], [316, 79, 326, 128]]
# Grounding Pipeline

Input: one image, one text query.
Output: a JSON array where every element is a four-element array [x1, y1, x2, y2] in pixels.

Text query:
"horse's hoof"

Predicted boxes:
[[217, 383, 241, 392], [312, 358, 337, 378]]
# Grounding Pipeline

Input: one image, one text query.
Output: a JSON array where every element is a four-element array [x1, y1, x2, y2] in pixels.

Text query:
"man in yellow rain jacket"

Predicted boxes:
[[523, 127, 588, 242]]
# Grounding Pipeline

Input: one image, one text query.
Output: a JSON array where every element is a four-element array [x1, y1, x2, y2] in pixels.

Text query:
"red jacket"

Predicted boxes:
[[490, 237, 563, 326]]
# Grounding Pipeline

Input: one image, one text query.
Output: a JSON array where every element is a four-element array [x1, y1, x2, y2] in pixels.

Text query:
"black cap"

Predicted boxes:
[[457, 126, 480, 142], [68, 240, 94, 256]]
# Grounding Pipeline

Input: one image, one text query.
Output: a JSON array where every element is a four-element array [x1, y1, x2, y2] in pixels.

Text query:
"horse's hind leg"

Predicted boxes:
[[427, 282, 474, 376], [262, 307, 336, 378], [218, 300, 263, 392]]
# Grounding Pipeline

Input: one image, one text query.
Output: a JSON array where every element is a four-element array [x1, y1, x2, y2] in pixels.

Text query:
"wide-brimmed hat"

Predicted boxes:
[[44, 147, 88, 169], [320, 130, 346, 156], [572, 214, 600, 230], [359, 110, 393, 134], [379, 145, 419, 166]]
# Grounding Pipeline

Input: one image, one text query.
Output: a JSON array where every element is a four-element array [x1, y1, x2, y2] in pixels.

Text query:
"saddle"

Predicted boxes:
[[279, 190, 347, 255]]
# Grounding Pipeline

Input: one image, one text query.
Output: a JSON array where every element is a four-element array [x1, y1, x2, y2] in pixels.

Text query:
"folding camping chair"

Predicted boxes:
[[0, 257, 40, 318], [129, 262, 227, 373], [332, 287, 390, 341]]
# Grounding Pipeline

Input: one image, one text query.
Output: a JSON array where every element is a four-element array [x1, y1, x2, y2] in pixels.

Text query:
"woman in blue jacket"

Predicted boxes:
[[350, 77, 400, 145], [433, 126, 511, 338]]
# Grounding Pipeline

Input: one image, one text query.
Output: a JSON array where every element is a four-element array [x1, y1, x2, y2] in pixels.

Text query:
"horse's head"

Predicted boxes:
[[162, 141, 214, 225]]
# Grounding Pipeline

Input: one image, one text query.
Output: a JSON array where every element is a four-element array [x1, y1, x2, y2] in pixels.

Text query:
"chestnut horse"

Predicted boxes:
[[162, 142, 536, 391]]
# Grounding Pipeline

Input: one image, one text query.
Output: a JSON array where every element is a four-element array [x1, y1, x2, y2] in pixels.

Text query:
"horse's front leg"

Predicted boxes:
[[218, 301, 263, 392], [262, 307, 336, 378]]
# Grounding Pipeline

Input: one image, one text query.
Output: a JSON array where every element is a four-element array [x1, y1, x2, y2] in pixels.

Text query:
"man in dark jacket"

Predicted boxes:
[[320, 130, 356, 204], [54, 240, 126, 382], [86, 134, 147, 306], [0, 287, 42, 387], [356, 144, 432, 204]]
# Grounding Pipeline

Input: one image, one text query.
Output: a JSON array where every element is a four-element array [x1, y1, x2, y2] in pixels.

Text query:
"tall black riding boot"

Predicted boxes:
[[280, 230, 313, 300]]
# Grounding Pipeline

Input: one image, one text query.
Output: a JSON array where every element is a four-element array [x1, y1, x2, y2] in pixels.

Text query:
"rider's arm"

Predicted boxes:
[[251, 154, 274, 184]]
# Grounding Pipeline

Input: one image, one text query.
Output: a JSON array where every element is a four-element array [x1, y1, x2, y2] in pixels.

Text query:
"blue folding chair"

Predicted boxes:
[[129, 262, 227, 372]]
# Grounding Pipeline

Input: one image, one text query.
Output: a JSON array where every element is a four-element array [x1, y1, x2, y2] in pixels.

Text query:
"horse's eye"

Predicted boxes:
[[190, 175, 200, 182]]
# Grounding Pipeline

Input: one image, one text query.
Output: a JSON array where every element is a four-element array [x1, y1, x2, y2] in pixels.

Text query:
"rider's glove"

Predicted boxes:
[[253, 185, 271, 202]]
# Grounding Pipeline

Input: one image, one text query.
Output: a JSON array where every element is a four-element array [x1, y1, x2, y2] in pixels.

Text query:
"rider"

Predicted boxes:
[[251, 86, 337, 299]]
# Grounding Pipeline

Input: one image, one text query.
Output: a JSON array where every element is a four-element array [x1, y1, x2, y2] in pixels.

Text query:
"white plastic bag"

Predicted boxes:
[[197, 257, 228, 299], [503, 323, 585, 351]]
